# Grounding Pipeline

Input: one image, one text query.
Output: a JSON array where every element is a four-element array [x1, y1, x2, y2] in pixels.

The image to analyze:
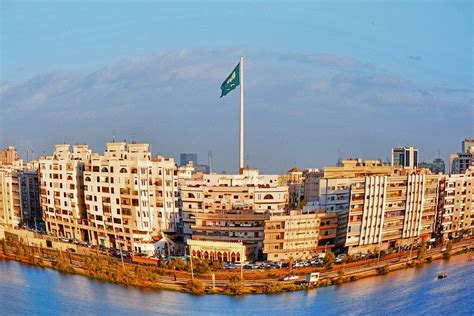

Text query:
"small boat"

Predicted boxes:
[[438, 272, 448, 279]]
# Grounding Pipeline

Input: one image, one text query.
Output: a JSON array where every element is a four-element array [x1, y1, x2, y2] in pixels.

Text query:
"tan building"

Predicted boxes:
[[343, 171, 439, 254], [436, 170, 473, 239], [39, 143, 179, 252], [0, 146, 21, 166], [190, 209, 268, 260], [303, 169, 323, 203], [187, 239, 248, 263], [180, 169, 288, 239], [263, 210, 337, 262], [0, 167, 22, 227]]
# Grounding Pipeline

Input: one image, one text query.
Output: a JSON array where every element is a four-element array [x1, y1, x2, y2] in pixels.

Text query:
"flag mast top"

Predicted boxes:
[[239, 56, 244, 174]]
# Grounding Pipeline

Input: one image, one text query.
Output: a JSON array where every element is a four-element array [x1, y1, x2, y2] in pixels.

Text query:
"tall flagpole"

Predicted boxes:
[[239, 56, 244, 174]]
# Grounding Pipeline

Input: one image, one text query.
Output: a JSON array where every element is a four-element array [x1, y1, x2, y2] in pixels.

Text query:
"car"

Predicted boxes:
[[224, 263, 236, 269], [293, 262, 304, 268], [243, 264, 254, 270], [282, 275, 299, 281], [310, 259, 323, 266]]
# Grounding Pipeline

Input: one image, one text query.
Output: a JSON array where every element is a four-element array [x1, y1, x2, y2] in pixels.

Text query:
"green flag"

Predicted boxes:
[[220, 63, 240, 97]]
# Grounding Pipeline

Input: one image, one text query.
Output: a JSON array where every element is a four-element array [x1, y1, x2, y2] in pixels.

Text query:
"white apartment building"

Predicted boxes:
[[180, 169, 289, 240], [39, 143, 179, 252]]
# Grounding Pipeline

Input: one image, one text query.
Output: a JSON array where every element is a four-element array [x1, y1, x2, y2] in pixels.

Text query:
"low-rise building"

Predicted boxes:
[[263, 210, 337, 262]]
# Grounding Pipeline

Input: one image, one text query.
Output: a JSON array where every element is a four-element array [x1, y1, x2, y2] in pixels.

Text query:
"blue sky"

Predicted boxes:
[[1, 0, 473, 172]]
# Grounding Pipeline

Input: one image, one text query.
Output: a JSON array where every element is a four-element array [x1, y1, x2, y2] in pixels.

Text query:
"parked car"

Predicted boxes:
[[282, 275, 299, 281]]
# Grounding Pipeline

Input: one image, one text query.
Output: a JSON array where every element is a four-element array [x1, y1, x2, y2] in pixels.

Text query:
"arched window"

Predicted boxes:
[[67, 175, 73, 181], [84, 176, 91, 182], [188, 193, 195, 198], [263, 194, 274, 200], [101, 167, 108, 172], [120, 168, 127, 173]]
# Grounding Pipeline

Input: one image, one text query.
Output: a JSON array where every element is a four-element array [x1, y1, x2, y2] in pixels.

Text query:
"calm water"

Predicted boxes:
[[0, 255, 473, 316]]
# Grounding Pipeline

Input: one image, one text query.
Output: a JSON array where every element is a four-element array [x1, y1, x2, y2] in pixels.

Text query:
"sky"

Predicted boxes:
[[1, 0, 473, 173]]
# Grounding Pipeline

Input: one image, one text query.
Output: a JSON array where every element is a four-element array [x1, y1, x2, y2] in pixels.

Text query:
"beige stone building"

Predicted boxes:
[[39, 143, 179, 252], [263, 210, 337, 261], [0, 167, 22, 227], [436, 170, 473, 239], [0, 146, 21, 166], [344, 171, 439, 253]]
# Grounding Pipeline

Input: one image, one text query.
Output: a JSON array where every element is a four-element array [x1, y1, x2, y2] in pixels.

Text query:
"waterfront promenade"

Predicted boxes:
[[1, 226, 472, 295], [1, 252, 473, 315]]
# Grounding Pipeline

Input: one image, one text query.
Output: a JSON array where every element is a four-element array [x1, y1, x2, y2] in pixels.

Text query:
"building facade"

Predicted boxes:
[[391, 146, 419, 169], [0, 168, 22, 228], [39, 143, 179, 253], [436, 171, 473, 239], [263, 210, 337, 262]]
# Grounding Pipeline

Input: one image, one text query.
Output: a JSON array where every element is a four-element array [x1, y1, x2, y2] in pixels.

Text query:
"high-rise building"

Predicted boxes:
[[418, 158, 446, 174], [180, 153, 197, 167], [391, 146, 419, 169], [39, 143, 179, 253]]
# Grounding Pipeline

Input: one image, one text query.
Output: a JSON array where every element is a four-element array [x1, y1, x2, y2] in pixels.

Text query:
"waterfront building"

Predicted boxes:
[[0, 168, 22, 227], [391, 146, 419, 169], [180, 153, 197, 167], [180, 168, 288, 260], [191, 209, 268, 260], [436, 170, 473, 240], [39, 143, 179, 253], [344, 170, 439, 254], [263, 210, 337, 262], [187, 239, 248, 262]]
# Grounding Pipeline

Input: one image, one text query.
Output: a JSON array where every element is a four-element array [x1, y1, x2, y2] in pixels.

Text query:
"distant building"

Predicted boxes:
[[391, 146, 419, 169], [450, 138, 474, 174], [0, 146, 21, 166], [418, 158, 446, 174], [462, 138, 474, 153], [180, 153, 197, 167]]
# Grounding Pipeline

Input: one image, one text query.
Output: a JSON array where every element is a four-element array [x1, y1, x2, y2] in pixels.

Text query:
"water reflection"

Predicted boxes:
[[0, 255, 473, 316]]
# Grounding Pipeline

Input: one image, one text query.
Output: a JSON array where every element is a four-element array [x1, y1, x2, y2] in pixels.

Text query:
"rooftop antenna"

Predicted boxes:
[[112, 130, 116, 143], [132, 133, 136, 144]]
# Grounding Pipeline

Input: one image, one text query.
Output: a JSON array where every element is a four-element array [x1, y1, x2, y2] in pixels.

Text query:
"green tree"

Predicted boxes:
[[323, 251, 335, 269], [417, 241, 427, 260]]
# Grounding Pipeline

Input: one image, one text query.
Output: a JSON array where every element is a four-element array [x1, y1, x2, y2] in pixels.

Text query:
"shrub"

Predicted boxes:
[[193, 259, 210, 274], [185, 279, 206, 295], [323, 251, 335, 269], [376, 266, 390, 275], [224, 276, 245, 295], [265, 282, 284, 294]]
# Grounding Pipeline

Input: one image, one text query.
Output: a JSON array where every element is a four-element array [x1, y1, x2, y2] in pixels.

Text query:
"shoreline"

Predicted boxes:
[[1, 238, 473, 296]]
